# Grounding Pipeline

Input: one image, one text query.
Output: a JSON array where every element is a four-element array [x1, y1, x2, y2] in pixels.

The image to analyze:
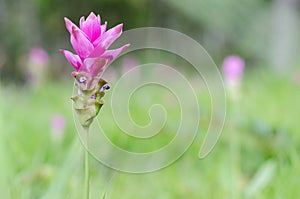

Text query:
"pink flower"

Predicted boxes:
[[222, 55, 245, 82], [60, 12, 129, 78], [121, 56, 139, 73], [51, 114, 66, 142], [26, 47, 49, 88], [29, 47, 49, 66], [222, 55, 245, 101]]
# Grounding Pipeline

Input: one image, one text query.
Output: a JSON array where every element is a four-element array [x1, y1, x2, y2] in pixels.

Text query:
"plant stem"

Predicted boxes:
[[229, 97, 241, 199], [84, 128, 90, 199], [230, 126, 239, 199]]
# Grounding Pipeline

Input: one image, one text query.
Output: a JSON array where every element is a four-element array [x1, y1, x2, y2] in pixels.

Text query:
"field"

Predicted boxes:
[[1, 68, 299, 199]]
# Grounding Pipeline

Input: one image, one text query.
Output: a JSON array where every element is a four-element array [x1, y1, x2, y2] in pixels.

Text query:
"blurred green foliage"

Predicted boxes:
[[1, 0, 299, 82], [1, 69, 300, 198], [0, 1, 300, 197]]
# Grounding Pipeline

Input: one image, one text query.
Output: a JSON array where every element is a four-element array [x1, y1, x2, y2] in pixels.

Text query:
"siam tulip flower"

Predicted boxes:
[[60, 12, 129, 199], [61, 12, 129, 79], [61, 12, 129, 128], [29, 48, 49, 66], [61, 12, 129, 199], [26, 47, 49, 88], [222, 56, 245, 196], [222, 55, 245, 83], [50, 114, 66, 142], [222, 55, 245, 100]]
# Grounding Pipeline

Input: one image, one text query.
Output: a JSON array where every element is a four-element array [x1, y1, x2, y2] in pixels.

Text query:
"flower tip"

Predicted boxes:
[[79, 16, 85, 27], [64, 17, 71, 25], [59, 49, 67, 56], [117, 23, 123, 31], [89, 11, 96, 15], [111, 23, 123, 34], [64, 17, 76, 33], [71, 71, 78, 77], [87, 12, 97, 20], [122, 44, 130, 51]]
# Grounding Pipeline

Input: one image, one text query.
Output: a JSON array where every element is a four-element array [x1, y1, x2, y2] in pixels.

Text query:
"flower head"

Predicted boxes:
[[26, 47, 49, 88], [61, 12, 129, 78], [222, 55, 245, 82], [51, 114, 66, 142], [61, 12, 129, 128], [29, 48, 49, 66], [222, 55, 245, 101]]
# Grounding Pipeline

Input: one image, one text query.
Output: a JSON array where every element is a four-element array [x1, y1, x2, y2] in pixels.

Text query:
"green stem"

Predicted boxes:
[[229, 97, 241, 199], [84, 128, 90, 199], [230, 127, 239, 199]]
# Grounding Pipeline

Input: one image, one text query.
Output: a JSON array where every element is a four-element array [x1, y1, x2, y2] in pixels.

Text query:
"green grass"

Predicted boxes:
[[1, 68, 300, 199]]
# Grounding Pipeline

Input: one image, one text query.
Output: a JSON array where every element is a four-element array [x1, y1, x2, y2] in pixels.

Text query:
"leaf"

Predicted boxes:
[[40, 140, 82, 199], [244, 160, 276, 198]]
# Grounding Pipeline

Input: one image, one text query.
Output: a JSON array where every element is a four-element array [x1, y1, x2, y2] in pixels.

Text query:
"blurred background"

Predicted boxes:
[[0, 0, 300, 198]]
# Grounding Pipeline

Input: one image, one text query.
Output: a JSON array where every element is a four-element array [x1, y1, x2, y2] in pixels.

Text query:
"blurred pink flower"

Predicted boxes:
[[60, 12, 129, 78], [103, 67, 118, 82], [26, 47, 49, 88], [29, 48, 49, 66], [121, 56, 139, 73], [222, 55, 245, 100], [51, 114, 66, 142], [222, 55, 245, 82]]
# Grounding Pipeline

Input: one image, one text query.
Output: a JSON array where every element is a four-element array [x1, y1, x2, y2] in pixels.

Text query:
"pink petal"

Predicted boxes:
[[97, 15, 101, 24], [60, 49, 82, 70], [93, 21, 107, 46], [82, 57, 107, 77], [79, 16, 85, 29], [100, 21, 107, 35], [93, 23, 123, 49], [64, 17, 79, 34], [101, 44, 130, 64], [88, 44, 106, 58], [80, 12, 101, 43], [70, 26, 94, 59]]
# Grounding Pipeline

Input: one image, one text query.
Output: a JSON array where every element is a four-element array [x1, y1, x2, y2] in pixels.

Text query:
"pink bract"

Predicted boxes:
[[61, 12, 129, 78]]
